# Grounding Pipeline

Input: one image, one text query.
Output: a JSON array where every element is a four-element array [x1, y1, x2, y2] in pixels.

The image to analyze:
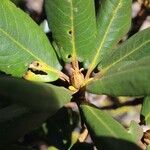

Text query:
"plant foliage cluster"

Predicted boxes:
[[0, 0, 150, 149]]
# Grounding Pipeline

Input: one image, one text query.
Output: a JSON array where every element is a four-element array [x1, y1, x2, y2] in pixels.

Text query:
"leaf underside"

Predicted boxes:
[[0, 77, 72, 112], [0, 77, 72, 147]]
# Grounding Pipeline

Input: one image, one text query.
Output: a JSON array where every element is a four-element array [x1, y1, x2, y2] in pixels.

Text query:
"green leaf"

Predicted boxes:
[[87, 56, 150, 96], [100, 28, 150, 72], [48, 146, 58, 150], [128, 121, 143, 143], [80, 104, 140, 150], [141, 97, 150, 124], [0, 104, 29, 122], [0, 0, 62, 82], [86, 0, 131, 75], [0, 77, 72, 148], [45, 0, 97, 67], [0, 77, 72, 112], [147, 145, 150, 150], [0, 111, 50, 148]]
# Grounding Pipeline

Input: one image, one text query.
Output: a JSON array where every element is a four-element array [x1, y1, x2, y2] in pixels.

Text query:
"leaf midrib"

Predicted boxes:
[[0, 27, 58, 73], [70, 0, 76, 59], [86, 0, 123, 77], [85, 105, 118, 138], [101, 65, 150, 81], [102, 39, 150, 74]]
